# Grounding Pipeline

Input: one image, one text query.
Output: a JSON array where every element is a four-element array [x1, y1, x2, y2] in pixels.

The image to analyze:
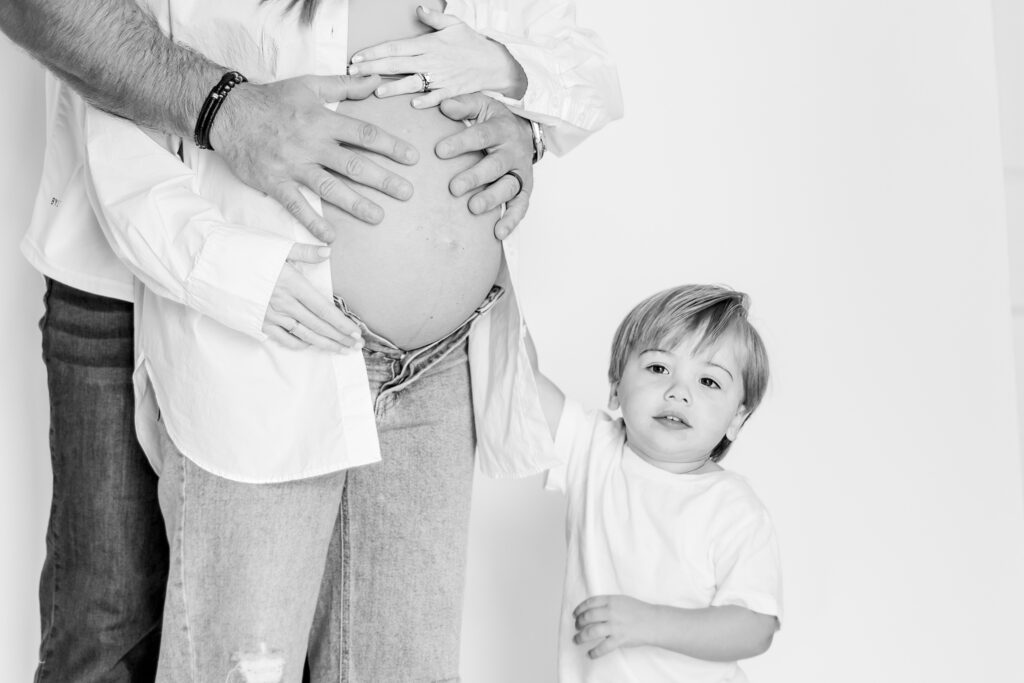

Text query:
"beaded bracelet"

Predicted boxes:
[[193, 71, 247, 150]]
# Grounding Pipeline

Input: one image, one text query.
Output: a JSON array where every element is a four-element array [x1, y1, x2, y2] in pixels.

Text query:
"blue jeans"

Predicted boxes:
[[155, 289, 501, 682], [35, 278, 169, 682]]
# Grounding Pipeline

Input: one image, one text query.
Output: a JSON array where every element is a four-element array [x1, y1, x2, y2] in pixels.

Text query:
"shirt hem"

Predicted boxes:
[[20, 238, 134, 302]]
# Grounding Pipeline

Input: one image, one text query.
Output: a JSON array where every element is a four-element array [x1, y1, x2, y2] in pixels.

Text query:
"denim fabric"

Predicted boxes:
[[155, 424, 345, 683], [35, 278, 169, 683], [156, 290, 500, 682]]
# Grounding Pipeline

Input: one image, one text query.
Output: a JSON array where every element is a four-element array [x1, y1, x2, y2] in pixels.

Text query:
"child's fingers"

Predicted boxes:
[[573, 622, 610, 645], [574, 606, 610, 629], [573, 595, 609, 619], [587, 636, 622, 660]]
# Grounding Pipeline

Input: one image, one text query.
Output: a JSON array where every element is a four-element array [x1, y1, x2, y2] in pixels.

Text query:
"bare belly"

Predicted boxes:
[[325, 97, 501, 350], [329, 0, 502, 350]]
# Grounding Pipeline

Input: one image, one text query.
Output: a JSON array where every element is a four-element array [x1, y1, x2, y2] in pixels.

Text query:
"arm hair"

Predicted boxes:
[[0, 0, 223, 136]]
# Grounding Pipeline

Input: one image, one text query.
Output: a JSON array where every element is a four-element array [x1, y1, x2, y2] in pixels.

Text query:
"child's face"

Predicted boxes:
[[611, 332, 749, 473]]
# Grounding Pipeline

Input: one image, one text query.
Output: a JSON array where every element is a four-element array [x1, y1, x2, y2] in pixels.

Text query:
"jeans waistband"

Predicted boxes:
[[333, 285, 504, 361]]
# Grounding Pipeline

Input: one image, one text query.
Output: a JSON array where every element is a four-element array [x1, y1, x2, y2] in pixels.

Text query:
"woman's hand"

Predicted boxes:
[[436, 93, 534, 239], [347, 6, 527, 109], [262, 244, 363, 353]]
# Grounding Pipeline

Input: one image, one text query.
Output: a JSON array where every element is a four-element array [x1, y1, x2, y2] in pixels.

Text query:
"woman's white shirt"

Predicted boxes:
[[30, 0, 622, 482]]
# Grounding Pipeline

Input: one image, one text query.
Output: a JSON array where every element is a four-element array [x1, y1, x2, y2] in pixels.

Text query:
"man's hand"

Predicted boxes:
[[573, 595, 656, 659], [262, 243, 364, 353], [435, 93, 534, 240], [211, 75, 420, 244]]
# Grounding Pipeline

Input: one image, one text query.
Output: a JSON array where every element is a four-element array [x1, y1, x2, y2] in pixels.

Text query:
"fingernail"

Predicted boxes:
[[496, 226, 509, 240], [376, 85, 390, 97], [411, 98, 424, 108], [436, 142, 451, 157], [451, 180, 466, 195], [348, 64, 361, 75], [420, 5, 430, 12], [404, 147, 419, 163], [350, 54, 364, 64], [317, 247, 331, 258], [469, 198, 485, 213]]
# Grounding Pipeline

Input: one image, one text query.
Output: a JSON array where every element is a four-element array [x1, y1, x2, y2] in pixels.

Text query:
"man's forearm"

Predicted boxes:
[[0, 0, 222, 137]]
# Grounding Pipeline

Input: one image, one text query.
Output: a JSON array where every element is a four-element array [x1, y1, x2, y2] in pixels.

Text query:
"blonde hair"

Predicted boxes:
[[608, 284, 769, 461]]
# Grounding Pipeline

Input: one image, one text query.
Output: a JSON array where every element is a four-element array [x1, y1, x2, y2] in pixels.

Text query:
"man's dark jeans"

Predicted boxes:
[[35, 279, 169, 682]]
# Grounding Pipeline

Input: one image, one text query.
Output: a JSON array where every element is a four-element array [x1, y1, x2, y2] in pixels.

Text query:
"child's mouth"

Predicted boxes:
[[654, 414, 691, 429]]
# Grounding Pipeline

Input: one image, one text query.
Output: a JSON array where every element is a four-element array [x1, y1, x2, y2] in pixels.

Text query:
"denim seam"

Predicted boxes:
[[35, 358, 59, 682], [178, 455, 199, 681], [341, 482, 351, 683], [35, 472, 58, 682]]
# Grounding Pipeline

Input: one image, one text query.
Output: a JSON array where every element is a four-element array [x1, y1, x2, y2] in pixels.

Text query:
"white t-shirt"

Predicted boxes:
[[547, 399, 783, 683]]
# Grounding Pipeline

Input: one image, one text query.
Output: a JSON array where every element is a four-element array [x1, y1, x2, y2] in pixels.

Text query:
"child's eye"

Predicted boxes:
[[646, 364, 669, 375], [700, 377, 721, 389]]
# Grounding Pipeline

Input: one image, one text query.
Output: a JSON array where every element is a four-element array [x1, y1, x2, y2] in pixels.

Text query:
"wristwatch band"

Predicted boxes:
[[530, 120, 546, 164]]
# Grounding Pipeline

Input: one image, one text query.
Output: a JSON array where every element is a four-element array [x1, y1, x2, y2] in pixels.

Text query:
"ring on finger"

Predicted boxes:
[[285, 319, 300, 335], [506, 170, 525, 198], [417, 72, 432, 92]]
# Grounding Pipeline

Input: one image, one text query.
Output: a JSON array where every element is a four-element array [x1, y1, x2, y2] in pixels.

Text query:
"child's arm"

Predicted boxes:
[[525, 330, 565, 440], [573, 595, 777, 662]]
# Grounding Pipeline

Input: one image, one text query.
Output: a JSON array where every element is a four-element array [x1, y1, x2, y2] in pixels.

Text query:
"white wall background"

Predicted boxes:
[[0, 34, 49, 681], [3, 1, 1024, 682], [994, 0, 1024, 496]]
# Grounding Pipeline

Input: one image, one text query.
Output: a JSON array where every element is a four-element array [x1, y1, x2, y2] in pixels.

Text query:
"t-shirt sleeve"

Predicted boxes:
[[710, 500, 784, 625], [544, 398, 599, 493]]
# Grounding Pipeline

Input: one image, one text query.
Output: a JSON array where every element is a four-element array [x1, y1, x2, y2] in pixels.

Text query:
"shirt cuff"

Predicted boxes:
[[186, 226, 294, 340]]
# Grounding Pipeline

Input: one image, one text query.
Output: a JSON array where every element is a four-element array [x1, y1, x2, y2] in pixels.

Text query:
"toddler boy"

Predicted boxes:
[[535, 284, 782, 682]]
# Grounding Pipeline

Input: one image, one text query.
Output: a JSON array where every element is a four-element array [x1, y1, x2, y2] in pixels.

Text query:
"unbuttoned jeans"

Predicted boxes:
[[35, 278, 169, 682], [155, 289, 501, 683]]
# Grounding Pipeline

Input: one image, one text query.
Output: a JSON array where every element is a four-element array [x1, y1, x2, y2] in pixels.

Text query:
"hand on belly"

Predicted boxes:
[[325, 95, 502, 350]]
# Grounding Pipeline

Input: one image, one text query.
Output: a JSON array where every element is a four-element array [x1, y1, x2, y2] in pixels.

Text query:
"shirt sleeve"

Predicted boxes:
[[544, 398, 601, 492], [448, 0, 624, 156], [82, 105, 294, 340], [710, 501, 784, 625]]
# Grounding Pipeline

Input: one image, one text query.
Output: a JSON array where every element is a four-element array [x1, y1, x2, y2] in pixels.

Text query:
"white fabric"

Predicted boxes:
[[548, 399, 783, 683], [20, 0, 621, 482], [20, 0, 621, 306]]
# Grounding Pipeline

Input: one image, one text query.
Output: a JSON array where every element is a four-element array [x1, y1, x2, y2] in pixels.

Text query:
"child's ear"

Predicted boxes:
[[607, 383, 620, 410], [725, 404, 750, 442]]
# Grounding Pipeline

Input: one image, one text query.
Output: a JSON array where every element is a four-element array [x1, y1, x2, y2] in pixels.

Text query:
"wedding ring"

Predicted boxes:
[[506, 170, 525, 198], [418, 72, 432, 92]]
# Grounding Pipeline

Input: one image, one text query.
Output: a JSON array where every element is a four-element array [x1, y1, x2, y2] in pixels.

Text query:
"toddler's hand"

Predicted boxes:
[[572, 595, 655, 659]]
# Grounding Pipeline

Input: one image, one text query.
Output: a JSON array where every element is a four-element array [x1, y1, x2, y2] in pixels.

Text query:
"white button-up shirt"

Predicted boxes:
[[23, 0, 622, 483]]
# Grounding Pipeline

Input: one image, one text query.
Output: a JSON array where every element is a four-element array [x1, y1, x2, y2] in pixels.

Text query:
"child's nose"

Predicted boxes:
[[665, 383, 691, 404]]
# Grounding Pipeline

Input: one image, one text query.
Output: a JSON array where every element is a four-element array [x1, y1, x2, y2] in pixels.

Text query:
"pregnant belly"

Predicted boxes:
[[325, 95, 502, 350]]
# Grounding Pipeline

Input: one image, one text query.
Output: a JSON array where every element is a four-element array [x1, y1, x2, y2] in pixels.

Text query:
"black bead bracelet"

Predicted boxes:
[[193, 71, 247, 151]]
